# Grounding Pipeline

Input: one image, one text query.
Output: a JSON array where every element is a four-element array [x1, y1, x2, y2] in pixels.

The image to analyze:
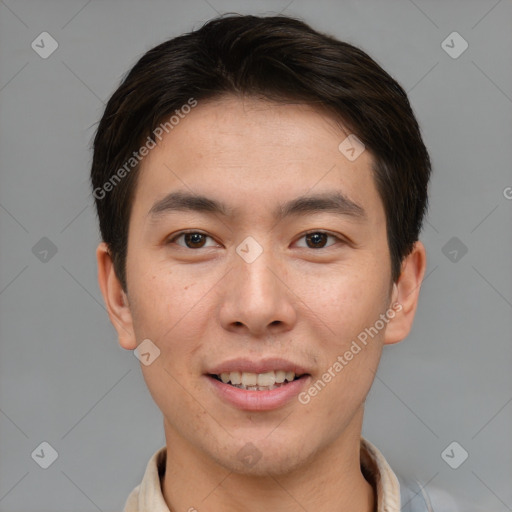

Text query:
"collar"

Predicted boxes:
[[124, 436, 402, 512]]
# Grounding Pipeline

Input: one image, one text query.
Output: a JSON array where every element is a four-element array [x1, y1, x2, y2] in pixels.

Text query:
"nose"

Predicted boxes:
[[218, 246, 297, 338]]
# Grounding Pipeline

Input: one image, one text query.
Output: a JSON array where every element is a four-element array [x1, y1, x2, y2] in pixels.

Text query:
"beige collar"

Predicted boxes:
[[124, 436, 402, 512]]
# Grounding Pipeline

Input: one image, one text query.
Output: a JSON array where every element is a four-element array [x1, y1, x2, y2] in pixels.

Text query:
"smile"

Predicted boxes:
[[210, 370, 305, 391], [206, 372, 310, 411]]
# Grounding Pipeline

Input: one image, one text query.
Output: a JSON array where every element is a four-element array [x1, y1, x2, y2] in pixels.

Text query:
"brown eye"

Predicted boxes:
[[305, 232, 329, 248], [294, 231, 343, 250], [183, 232, 207, 248], [168, 231, 216, 249]]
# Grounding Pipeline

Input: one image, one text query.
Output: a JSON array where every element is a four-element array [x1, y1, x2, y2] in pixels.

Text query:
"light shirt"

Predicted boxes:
[[123, 437, 434, 511]]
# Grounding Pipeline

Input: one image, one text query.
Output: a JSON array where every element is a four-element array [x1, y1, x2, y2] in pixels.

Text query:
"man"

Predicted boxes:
[[91, 14, 434, 511]]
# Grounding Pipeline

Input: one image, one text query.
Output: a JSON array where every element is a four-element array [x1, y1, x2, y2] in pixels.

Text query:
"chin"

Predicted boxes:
[[214, 440, 310, 478]]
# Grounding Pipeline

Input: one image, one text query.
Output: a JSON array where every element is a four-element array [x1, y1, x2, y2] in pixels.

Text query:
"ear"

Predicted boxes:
[[384, 241, 427, 345], [96, 242, 137, 350]]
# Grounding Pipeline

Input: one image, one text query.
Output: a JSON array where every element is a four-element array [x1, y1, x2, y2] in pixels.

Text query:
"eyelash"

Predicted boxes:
[[166, 230, 345, 250]]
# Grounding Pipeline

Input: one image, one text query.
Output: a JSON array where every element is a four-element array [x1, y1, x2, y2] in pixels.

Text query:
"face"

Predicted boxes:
[[113, 96, 404, 476]]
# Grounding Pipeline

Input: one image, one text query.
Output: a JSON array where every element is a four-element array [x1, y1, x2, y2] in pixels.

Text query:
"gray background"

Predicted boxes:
[[1, 0, 511, 510]]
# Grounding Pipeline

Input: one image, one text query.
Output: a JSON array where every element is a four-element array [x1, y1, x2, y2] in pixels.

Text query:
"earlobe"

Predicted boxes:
[[96, 242, 137, 350], [383, 241, 427, 345]]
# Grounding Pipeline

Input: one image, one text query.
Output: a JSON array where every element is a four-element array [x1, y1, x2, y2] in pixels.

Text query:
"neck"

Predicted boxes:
[[161, 411, 375, 512]]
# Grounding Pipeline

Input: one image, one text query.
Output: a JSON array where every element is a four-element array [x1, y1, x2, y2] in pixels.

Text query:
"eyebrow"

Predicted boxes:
[[148, 190, 366, 221]]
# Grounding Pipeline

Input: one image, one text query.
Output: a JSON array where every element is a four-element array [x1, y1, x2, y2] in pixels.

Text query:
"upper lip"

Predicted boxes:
[[207, 357, 310, 376]]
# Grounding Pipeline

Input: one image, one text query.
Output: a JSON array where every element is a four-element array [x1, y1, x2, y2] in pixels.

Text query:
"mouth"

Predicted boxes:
[[208, 370, 309, 391], [206, 367, 311, 411], [205, 358, 312, 410]]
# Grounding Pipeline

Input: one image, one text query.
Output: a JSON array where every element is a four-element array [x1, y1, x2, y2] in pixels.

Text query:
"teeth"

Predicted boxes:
[[242, 372, 257, 386], [230, 371, 242, 385], [257, 372, 275, 387], [275, 370, 286, 383], [216, 370, 299, 389]]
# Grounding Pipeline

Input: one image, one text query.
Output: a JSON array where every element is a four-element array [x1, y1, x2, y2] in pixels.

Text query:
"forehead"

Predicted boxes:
[[132, 96, 383, 222]]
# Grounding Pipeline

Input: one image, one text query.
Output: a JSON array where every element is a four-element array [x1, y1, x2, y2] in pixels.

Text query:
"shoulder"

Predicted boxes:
[[122, 484, 141, 512], [397, 475, 461, 512], [396, 475, 433, 511], [122, 446, 167, 512]]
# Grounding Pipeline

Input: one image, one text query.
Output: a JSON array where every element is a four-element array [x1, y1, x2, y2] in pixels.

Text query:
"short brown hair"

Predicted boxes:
[[90, 14, 431, 291]]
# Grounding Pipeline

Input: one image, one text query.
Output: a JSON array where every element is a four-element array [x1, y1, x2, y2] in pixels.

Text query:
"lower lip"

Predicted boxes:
[[206, 375, 310, 411]]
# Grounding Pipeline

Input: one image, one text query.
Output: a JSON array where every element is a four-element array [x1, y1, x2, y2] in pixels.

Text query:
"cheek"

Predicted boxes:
[[303, 278, 386, 421], [298, 265, 389, 338], [128, 256, 209, 338], [131, 269, 209, 412], [299, 265, 390, 406], [128, 267, 220, 402]]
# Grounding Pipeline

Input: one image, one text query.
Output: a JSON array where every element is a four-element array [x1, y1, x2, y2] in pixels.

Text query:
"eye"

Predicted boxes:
[[167, 231, 218, 249], [167, 230, 343, 250], [295, 231, 341, 249]]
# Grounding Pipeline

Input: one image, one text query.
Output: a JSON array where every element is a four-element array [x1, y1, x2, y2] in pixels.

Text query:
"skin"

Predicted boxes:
[[97, 96, 426, 512]]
